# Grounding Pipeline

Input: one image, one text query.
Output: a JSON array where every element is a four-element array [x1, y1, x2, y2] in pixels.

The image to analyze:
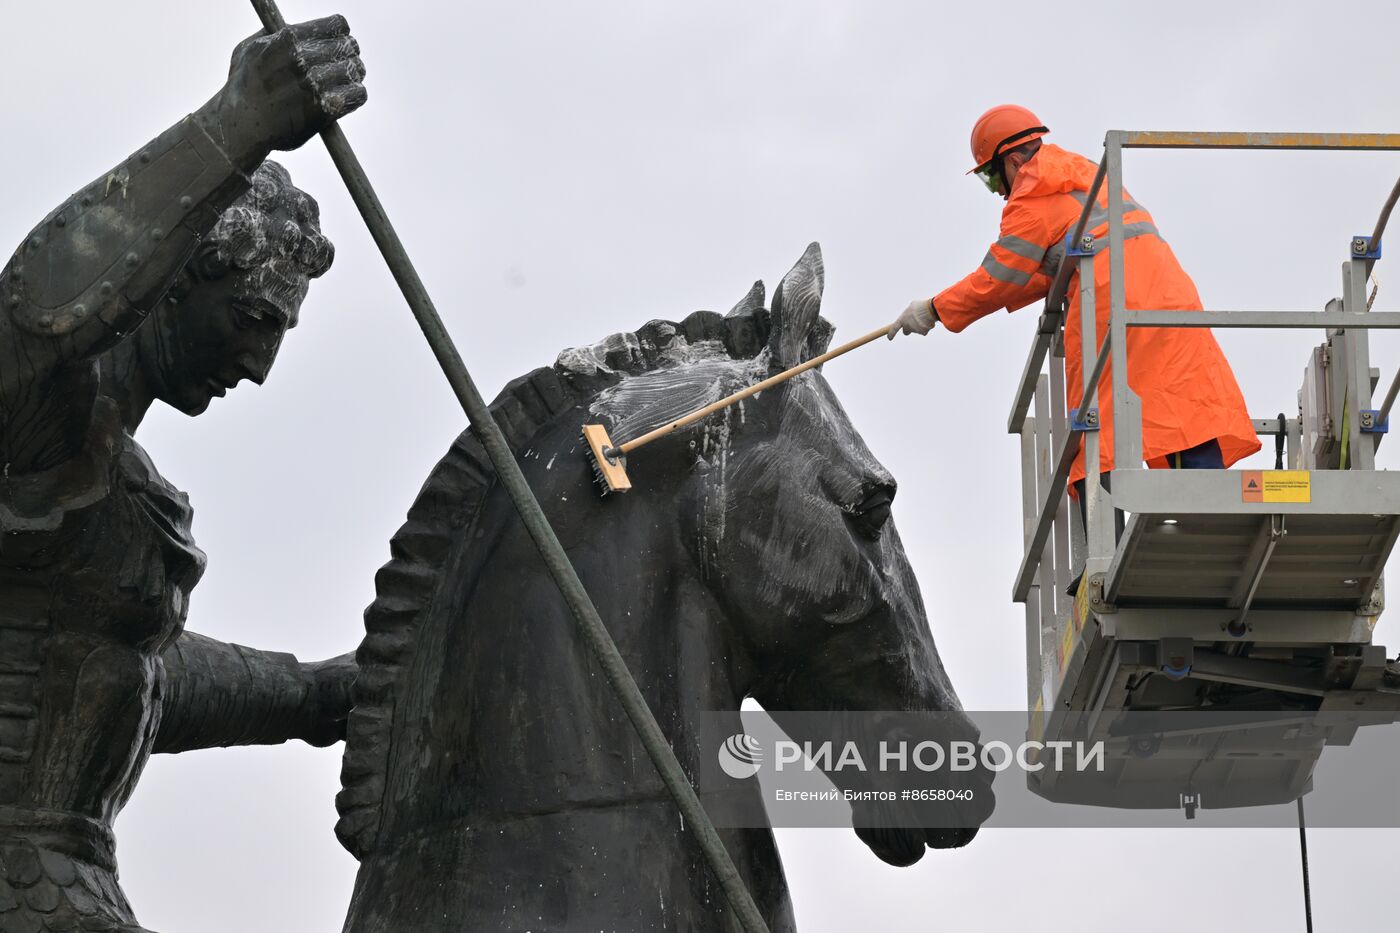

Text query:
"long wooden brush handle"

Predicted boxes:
[[613, 326, 889, 456]]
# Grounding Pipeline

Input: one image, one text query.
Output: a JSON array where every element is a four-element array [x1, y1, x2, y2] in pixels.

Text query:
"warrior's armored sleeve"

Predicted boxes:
[[0, 114, 252, 359], [155, 631, 355, 753]]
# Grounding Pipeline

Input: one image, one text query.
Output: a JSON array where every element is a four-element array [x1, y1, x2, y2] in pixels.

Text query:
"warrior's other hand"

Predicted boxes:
[[300, 652, 358, 747], [212, 14, 368, 162]]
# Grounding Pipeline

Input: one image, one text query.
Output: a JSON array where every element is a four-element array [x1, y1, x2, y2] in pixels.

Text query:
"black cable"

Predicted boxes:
[[1298, 796, 1314, 933], [1275, 412, 1287, 470]]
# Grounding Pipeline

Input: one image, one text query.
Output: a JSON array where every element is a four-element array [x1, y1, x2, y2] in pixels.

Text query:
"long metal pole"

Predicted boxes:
[[247, 3, 770, 929]]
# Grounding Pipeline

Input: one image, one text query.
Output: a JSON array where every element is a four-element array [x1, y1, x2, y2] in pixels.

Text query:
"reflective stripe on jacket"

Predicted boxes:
[[934, 143, 1260, 481]]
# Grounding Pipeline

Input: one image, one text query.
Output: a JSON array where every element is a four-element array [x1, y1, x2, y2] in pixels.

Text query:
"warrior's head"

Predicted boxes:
[[136, 160, 334, 416]]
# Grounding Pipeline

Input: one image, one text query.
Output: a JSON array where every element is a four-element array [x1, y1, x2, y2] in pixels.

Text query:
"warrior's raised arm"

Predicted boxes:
[[0, 15, 365, 472]]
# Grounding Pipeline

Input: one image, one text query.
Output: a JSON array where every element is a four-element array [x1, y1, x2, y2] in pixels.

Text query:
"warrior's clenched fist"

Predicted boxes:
[[199, 14, 367, 169]]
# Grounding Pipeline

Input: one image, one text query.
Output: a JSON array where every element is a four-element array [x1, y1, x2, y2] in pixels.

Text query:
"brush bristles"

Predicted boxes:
[[587, 453, 611, 496]]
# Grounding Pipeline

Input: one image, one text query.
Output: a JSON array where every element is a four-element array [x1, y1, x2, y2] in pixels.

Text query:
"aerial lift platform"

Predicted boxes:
[[1012, 131, 1400, 815]]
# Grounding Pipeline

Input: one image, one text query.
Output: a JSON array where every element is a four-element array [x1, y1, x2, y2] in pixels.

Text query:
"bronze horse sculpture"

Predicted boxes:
[[337, 244, 992, 931]]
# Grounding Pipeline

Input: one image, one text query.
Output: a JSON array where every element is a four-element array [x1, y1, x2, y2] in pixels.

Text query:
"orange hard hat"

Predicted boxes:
[[967, 105, 1049, 173]]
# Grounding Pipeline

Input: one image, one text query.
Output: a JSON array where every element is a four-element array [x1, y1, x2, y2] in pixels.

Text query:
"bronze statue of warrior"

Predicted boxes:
[[0, 15, 366, 931]]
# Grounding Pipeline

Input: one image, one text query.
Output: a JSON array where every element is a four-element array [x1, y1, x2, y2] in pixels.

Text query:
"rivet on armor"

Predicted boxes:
[[55, 215, 68, 228], [73, 303, 87, 317], [7, 295, 19, 308], [125, 252, 140, 267], [152, 228, 164, 241], [27, 237, 41, 250], [180, 196, 194, 209], [38, 314, 52, 328], [99, 281, 114, 296], [139, 151, 151, 164]]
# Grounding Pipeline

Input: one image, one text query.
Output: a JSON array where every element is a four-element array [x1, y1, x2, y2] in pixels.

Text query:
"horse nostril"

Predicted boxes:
[[848, 484, 895, 540]]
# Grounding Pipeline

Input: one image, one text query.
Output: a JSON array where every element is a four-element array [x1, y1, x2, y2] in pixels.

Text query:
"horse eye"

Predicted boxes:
[[846, 482, 896, 540]]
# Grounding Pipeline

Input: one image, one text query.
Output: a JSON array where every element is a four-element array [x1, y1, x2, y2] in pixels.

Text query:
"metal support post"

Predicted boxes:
[[1048, 352, 1073, 614], [1033, 377, 1061, 679], [1343, 256, 1378, 469], [1077, 252, 1115, 573], [1006, 157, 1107, 434], [1019, 416, 1043, 709], [1105, 133, 1143, 474]]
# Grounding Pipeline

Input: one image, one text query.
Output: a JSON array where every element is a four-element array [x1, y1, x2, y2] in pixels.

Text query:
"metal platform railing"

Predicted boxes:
[[1011, 131, 1400, 714]]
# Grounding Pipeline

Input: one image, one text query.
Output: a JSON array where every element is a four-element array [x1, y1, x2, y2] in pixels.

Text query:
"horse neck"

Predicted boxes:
[[489, 485, 753, 719], [427, 476, 753, 793]]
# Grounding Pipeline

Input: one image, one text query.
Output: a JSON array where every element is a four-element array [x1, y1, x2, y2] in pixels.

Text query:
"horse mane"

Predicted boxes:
[[335, 265, 834, 858]]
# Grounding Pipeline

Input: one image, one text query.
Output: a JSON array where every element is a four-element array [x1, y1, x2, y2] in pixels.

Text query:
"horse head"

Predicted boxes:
[[586, 243, 990, 863]]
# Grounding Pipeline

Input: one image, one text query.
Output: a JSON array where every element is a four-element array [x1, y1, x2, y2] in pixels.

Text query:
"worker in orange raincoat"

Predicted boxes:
[[889, 105, 1260, 492]]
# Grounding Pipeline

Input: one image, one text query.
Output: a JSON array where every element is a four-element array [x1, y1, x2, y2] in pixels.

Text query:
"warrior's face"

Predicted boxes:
[[142, 161, 332, 416], [145, 261, 304, 416]]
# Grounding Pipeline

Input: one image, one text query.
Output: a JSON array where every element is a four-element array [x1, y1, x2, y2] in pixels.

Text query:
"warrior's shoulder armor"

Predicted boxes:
[[2, 116, 250, 342]]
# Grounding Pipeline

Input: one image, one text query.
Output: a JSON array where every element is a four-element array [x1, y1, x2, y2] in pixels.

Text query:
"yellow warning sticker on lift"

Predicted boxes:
[[1241, 470, 1311, 503]]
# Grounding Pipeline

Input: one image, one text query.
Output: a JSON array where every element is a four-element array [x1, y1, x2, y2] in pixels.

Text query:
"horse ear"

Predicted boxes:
[[768, 242, 824, 367], [722, 280, 769, 359]]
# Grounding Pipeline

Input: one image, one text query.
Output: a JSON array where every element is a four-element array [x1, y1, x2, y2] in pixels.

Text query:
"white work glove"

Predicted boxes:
[[886, 298, 938, 339]]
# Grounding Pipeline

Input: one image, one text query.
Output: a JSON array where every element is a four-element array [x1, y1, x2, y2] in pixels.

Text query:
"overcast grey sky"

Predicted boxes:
[[4, 1, 1399, 930]]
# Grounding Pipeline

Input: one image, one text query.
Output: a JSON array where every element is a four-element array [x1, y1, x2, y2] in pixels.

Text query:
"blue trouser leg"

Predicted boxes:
[[1168, 437, 1225, 469]]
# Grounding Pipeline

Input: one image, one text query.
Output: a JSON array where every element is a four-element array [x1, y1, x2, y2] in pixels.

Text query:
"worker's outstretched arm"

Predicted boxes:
[[895, 199, 1058, 337]]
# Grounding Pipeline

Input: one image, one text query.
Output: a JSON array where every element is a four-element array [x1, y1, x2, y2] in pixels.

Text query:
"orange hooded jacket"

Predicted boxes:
[[934, 143, 1260, 483]]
